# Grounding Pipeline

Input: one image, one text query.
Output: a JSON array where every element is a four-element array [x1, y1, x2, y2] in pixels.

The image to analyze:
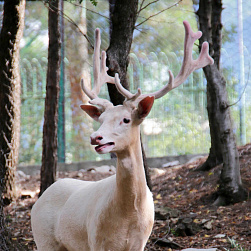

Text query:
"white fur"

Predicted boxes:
[[31, 104, 155, 251]]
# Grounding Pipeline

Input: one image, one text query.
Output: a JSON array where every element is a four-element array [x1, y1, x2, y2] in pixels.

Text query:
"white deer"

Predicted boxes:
[[31, 21, 213, 251]]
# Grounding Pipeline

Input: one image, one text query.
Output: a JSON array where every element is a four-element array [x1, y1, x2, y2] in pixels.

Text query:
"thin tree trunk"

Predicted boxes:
[[197, 0, 247, 205], [0, 0, 25, 248], [106, 0, 152, 190], [40, 0, 61, 196]]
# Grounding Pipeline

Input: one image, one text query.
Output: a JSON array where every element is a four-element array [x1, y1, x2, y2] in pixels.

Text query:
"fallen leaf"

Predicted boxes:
[[193, 219, 200, 224], [156, 194, 162, 200]]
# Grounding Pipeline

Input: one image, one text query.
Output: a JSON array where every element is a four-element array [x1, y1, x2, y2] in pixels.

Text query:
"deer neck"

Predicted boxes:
[[114, 131, 148, 211]]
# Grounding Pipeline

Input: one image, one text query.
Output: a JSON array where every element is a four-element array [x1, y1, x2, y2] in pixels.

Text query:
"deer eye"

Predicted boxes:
[[123, 118, 131, 124]]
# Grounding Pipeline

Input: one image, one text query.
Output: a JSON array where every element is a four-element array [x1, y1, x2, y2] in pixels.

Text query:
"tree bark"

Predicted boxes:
[[106, 0, 138, 105], [106, 0, 152, 190], [195, 0, 223, 171], [0, 0, 25, 247], [0, 0, 25, 205], [39, 0, 61, 196], [196, 0, 247, 205]]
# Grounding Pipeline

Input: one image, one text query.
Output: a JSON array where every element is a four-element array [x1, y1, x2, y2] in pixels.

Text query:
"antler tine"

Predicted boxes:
[[81, 28, 116, 100], [147, 21, 214, 100], [114, 74, 141, 100], [81, 79, 96, 100], [82, 22, 213, 106], [148, 70, 174, 99], [114, 21, 213, 104], [172, 21, 214, 89]]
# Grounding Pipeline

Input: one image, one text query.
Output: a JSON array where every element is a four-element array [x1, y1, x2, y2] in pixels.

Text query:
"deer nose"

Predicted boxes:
[[90, 135, 103, 145]]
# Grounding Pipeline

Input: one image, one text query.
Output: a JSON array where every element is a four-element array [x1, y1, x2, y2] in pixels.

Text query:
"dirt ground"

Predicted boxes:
[[4, 144, 251, 250]]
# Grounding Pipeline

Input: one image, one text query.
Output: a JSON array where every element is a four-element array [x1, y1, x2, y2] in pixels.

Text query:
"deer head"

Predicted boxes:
[[81, 95, 154, 154], [80, 21, 214, 155]]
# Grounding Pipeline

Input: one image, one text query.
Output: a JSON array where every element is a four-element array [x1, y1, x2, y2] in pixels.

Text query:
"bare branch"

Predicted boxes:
[[43, 1, 94, 49], [137, 0, 160, 15], [228, 63, 250, 108], [69, 1, 109, 21], [138, 0, 147, 13], [136, 0, 183, 28], [68, 1, 143, 35], [61, 11, 94, 49]]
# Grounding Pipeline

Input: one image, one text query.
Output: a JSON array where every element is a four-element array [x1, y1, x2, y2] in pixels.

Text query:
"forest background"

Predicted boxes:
[[0, 0, 251, 249], [9, 0, 251, 165]]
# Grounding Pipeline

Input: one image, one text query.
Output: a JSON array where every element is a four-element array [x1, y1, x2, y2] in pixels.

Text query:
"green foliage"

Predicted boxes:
[[89, 0, 98, 6], [21, 2, 48, 60], [74, 0, 98, 6]]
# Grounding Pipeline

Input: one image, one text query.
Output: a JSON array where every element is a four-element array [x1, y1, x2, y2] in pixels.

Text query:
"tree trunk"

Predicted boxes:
[[0, 0, 25, 248], [106, 0, 138, 105], [40, 0, 61, 196], [196, 0, 247, 205], [196, 0, 222, 171], [106, 0, 152, 190], [0, 0, 25, 205]]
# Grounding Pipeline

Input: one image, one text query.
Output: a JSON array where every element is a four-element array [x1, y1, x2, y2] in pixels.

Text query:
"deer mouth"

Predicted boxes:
[[95, 142, 115, 153]]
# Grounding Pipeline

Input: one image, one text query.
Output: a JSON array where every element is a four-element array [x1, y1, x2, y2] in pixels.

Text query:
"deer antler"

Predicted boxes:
[[81, 28, 115, 100], [114, 21, 214, 102]]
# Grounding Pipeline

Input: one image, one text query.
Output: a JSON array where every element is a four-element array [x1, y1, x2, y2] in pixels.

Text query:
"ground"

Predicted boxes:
[[4, 144, 251, 250]]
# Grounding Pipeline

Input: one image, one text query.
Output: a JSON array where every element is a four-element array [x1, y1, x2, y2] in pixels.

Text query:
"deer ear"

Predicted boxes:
[[80, 105, 102, 121], [137, 96, 154, 120]]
